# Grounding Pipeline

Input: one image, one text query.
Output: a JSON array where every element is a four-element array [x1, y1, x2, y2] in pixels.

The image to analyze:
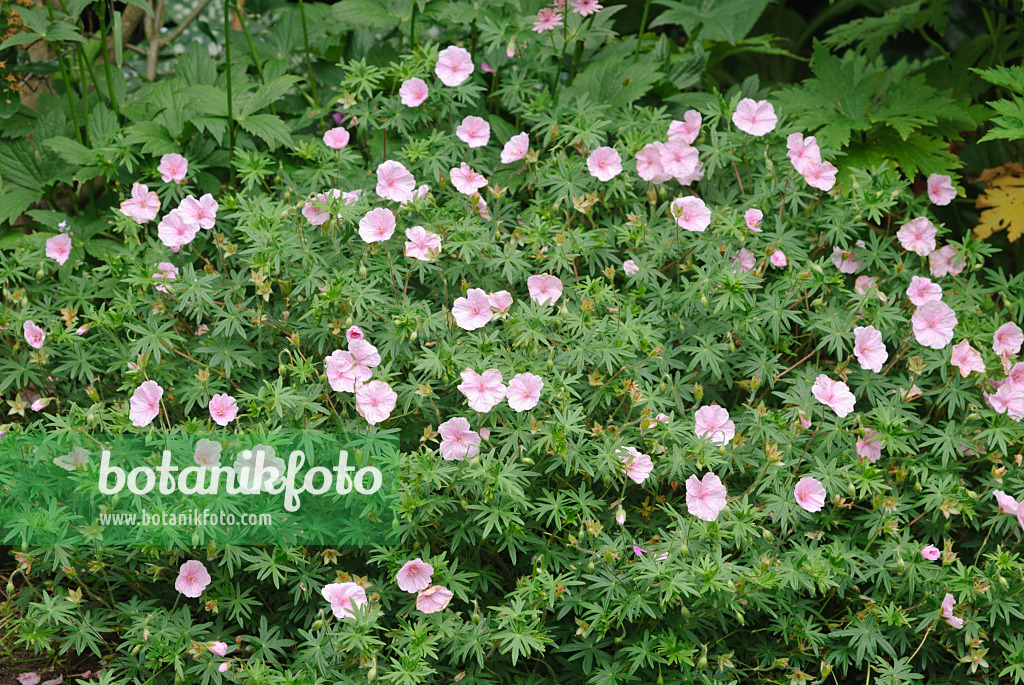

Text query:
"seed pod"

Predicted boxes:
[[409, 330, 418, 341]]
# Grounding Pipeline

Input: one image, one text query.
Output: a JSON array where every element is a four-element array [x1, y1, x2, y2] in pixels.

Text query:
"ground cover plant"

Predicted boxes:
[[1, 0, 1024, 684]]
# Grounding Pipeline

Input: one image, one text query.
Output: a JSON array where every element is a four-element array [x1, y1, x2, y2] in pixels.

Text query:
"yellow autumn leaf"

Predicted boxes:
[[974, 172, 1024, 243]]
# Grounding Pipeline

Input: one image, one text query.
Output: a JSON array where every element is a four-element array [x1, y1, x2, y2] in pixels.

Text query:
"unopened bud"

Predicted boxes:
[[694, 384, 703, 402]]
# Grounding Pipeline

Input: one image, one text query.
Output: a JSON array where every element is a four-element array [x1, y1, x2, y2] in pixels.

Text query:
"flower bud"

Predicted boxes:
[[409, 329, 417, 341], [587, 560, 595, 572], [358, 262, 367, 277], [694, 384, 703, 402]]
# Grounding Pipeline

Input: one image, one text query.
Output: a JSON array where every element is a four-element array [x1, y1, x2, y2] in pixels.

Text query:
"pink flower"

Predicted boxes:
[[349, 339, 380, 369], [906, 276, 942, 306], [527, 273, 563, 305], [896, 217, 937, 256], [731, 248, 756, 273], [322, 582, 367, 620], [769, 249, 787, 268], [803, 160, 837, 191], [694, 405, 735, 445], [856, 430, 885, 463], [175, 560, 211, 597], [46, 234, 72, 265], [450, 163, 488, 195], [218, 663, 228, 673], [619, 446, 654, 484], [940, 593, 964, 629], [17, 674, 40, 685], [458, 368, 507, 413], [23, 320, 45, 349], [635, 143, 666, 182], [951, 340, 985, 377], [404, 226, 442, 261], [323, 127, 350, 150], [831, 243, 863, 274], [668, 110, 701, 145], [399, 77, 429, 107], [438, 417, 480, 461], [686, 472, 727, 521], [671, 196, 711, 232], [154, 261, 178, 293], [346, 326, 364, 342], [744, 208, 763, 232], [1018, 504, 1024, 534], [1006, 362, 1024, 390], [912, 300, 957, 349], [120, 182, 161, 223], [507, 372, 543, 412], [76, 325, 90, 335], [358, 207, 396, 243], [659, 140, 699, 181], [501, 132, 529, 163], [986, 383, 1024, 419], [920, 545, 940, 561], [324, 350, 371, 393], [993, 322, 1023, 357], [355, 381, 397, 425], [927, 174, 957, 206], [786, 133, 821, 174], [178, 194, 218, 230], [928, 245, 965, 277], [587, 146, 623, 181], [435, 45, 474, 87], [396, 558, 434, 592], [794, 476, 826, 512], [489, 290, 514, 314], [416, 585, 453, 613], [855, 276, 877, 296], [623, 259, 639, 275], [994, 490, 1020, 515], [157, 153, 188, 183], [853, 325, 888, 373], [532, 8, 563, 32], [811, 374, 856, 418], [615, 508, 625, 525], [193, 438, 221, 467], [732, 98, 777, 136], [303, 189, 340, 226], [376, 160, 416, 203], [453, 288, 493, 330], [129, 380, 163, 427], [571, 0, 602, 15], [209, 642, 228, 657], [158, 209, 200, 250], [209, 393, 238, 426], [456, 115, 490, 148], [632, 545, 668, 561]]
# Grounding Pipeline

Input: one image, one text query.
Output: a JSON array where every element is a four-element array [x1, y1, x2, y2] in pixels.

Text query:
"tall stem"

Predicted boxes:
[[97, 0, 122, 122], [297, 0, 319, 104], [46, 4, 82, 143], [633, 0, 651, 63], [224, 0, 236, 185]]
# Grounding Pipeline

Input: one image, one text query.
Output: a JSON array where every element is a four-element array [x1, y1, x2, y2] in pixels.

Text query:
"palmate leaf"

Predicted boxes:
[[237, 114, 293, 150], [650, 0, 771, 44]]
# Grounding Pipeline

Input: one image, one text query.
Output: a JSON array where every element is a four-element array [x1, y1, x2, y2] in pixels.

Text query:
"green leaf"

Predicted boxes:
[[238, 75, 302, 119], [332, 0, 400, 30], [972, 65, 1024, 95], [122, 0, 155, 18], [0, 32, 44, 49], [0, 187, 42, 226], [237, 114, 293, 150], [980, 98, 1024, 142], [649, 0, 771, 44], [46, 21, 86, 43], [43, 136, 99, 166], [113, 10, 123, 68], [176, 42, 218, 86]]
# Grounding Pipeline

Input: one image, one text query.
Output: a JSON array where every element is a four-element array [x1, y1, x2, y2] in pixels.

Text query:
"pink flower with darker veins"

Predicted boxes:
[[349, 339, 381, 369], [157, 209, 199, 250], [452, 288, 493, 330], [744, 208, 763, 232], [940, 593, 964, 629], [324, 350, 371, 393], [416, 585, 453, 613], [668, 110, 701, 145], [507, 372, 543, 412], [489, 290, 514, 314], [322, 582, 367, 620], [811, 374, 856, 417], [435, 45, 474, 87], [218, 663, 228, 673], [375, 160, 416, 203], [209, 393, 238, 426], [994, 490, 1020, 515], [303, 189, 341, 226], [929, 245, 965, 277], [635, 144, 666, 182], [987, 383, 1024, 420], [694, 405, 735, 445], [399, 77, 429, 107], [358, 207, 396, 243], [157, 153, 188, 183], [831, 244, 863, 274], [1006, 362, 1024, 390], [571, 0, 602, 15], [174, 560, 211, 598], [209, 642, 228, 657], [456, 116, 490, 148], [660, 140, 699, 181], [396, 558, 434, 592], [458, 368, 506, 413], [794, 476, 826, 512], [120, 183, 161, 223], [911, 300, 957, 349], [450, 163, 488, 195], [355, 381, 397, 425], [786, 133, 820, 174], [154, 261, 178, 293], [438, 417, 480, 461], [346, 326, 364, 343], [920, 545, 940, 561], [46, 234, 72, 265], [587, 146, 623, 181], [686, 473, 727, 521], [129, 380, 163, 427], [733, 98, 777, 136], [770, 249, 787, 268], [803, 160, 837, 191], [853, 325, 888, 373], [855, 276, 877, 296], [619, 446, 654, 484], [623, 259, 639, 276], [951, 340, 985, 377], [927, 174, 957, 206], [731, 248, 756, 274], [532, 8, 563, 32], [501, 132, 529, 163], [23, 321, 45, 349], [404, 226, 442, 261], [896, 217, 937, 256], [906, 276, 942, 306], [17, 674, 40, 685], [178, 194, 218, 230], [527, 273, 563, 305], [993, 322, 1023, 357], [323, 127, 350, 150], [671, 196, 711, 232], [856, 430, 885, 462]]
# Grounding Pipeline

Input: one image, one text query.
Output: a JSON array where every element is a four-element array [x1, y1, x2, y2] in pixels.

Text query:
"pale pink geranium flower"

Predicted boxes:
[[532, 8, 563, 32], [435, 45, 474, 87], [571, 0, 602, 15], [120, 182, 161, 223], [438, 417, 480, 461], [349, 339, 381, 370], [929, 245, 965, 277], [416, 585, 453, 613], [489, 290, 514, 314], [623, 259, 639, 275], [668, 110, 701, 145], [896, 217, 937, 256], [1006, 362, 1024, 390], [994, 490, 1020, 515], [686, 473, 727, 521], [347, 326, 364, 342], [659, 140, 699, 180], [376, 160, 416, 203], [993, 322, 1023, 357], [731, 248, 756, 273], [355, 381, 397, 425], [618, 446, 654, 484], [732, 98, 777, 136], [157, 153, 188, 183], [794, 476, 826, 512], [744, 208, 763, 232], [209, 393, 238, 426], [507, 372, 543, 412], [158, 209, 200, 250], [906, 275, 942, 306], [46, 234, 72, 265], [940, 593, 964, 629], [456, 116, 490, 148], [635, 143, 666, 182], [927, 174, 957, 206], [986, 383, 1024, 419], [322, 582, 367, 620], [951, 340, 985, 377], [129, 380, 164, 427], [912, 300, 957, 349], [803, 160, 838, 191], [812, 374, 856, 418], [399, 77, 429, 107], [303, 189, 341, 226], [450, 163, 488, 195], [396, 558, 434, 592], [855, 276, 877, 296], [458, 368, 506, 413], [404, 226, 442, 261], [694, 405, 735, 445], [853, 325, 888, 373], [856, 430, 885, 463], [587, 146, 623, 181], [1018, 505, 1024, 534], [323, 127, 350, 150], [193, 438, 222, 467], [770, 249, 787, 268], [209, 641, 228, 657], [501, 133, 529, 163], [154, 261, 178, 293], [453, 288, 493, 330], [23, 320, 45, 349], [178, 194, 218, 230], [17, 674, 40, 685], [324, 350, 371, 393], [358, 207, 396, 244], [671, 196, 711, 232], [786, 133, 821, 174], [527, 273, 563, 305], [920, 545, 940, 561], [831, 242, 864, 274], [175, 560, 211, 598]]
